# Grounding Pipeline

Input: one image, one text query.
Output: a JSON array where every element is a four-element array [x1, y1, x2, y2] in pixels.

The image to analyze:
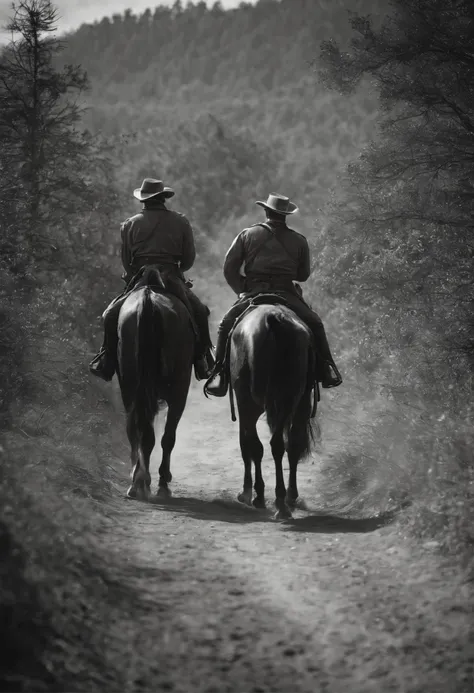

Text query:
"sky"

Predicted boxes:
[[0, 0, 254, 39]]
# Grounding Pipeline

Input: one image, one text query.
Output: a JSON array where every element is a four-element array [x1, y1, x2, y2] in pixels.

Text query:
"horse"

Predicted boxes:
[[229, 303, 318, 519], [116, 267, 195, 500]]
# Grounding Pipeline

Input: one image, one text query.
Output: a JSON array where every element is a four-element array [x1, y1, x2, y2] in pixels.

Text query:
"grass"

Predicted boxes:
[[0, 284, 136, 691], [314, 371, 474, 570]]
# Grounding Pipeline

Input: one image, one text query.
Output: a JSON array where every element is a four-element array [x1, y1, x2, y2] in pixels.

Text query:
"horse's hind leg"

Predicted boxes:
[[157, 394, 186, 498], [126, 412, 152, 501], [286, 394, 312, 510], [287, 426, 307, 510], [286, 439, 300, 510], [271, 428, 292, 520], [138, 419, 155, 499], [252, 442, 265, 509], [237, 399, 264, 507], [126, 412, 139, 499]]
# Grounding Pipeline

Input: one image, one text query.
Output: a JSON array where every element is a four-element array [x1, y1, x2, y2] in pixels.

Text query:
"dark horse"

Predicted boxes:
[[230, 303, 317, 519], [116, 268, 194, 500]]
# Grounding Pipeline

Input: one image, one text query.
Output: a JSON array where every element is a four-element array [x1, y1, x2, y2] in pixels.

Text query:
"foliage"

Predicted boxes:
[[61, 0, 387, 94], [55, 0, 383, 215], [0, 6, 125, 685], [317, 0, 474, 544], [317, 0, 474, 381], [0, 0, 120, 273]]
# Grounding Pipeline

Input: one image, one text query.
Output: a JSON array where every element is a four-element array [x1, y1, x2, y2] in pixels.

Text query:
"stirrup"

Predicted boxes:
[[203, 363, 228, 398], [89, 348, 115, 382], [321, 362, 342, 389]]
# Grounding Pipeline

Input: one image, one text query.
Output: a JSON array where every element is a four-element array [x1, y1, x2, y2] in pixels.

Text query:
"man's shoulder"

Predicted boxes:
[[236, 224, 264, 245], [245, 222, 307, 241], [167, 208, 191, 226], [242, 222, 268, 236], [121, 212, 144, 228], [287, 227, 308, 244]]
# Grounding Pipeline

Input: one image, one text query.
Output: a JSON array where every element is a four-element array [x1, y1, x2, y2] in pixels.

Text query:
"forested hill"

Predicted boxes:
[[59, 0, 388, 230], [62, 0, 385, 97]]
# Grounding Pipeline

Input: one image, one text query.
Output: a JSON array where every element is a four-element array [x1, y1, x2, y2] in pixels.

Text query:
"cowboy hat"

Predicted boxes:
[[256, 193, 298, 215], [133, 178, 175, 201]]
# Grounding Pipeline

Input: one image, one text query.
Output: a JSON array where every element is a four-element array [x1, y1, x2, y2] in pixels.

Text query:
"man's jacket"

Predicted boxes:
[[223, 220, 311, 295], [121, 203, 195, 279]]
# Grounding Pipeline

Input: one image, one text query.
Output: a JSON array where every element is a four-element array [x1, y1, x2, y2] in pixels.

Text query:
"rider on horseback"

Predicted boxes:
[[89, 178, 214, 382], [204, 193, 342, 397]]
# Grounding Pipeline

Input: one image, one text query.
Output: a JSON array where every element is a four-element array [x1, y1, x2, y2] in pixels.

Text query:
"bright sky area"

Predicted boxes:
[[0, 0, 254, 39]]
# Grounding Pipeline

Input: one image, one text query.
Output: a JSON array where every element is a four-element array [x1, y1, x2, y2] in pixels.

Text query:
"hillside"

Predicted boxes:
[[63, 0, 385, 94], [59, 0, 385, 226]]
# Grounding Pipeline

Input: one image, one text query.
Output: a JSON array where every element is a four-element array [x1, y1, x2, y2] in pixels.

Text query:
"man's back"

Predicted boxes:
[[241, 222, 310, 280], [223, 220, 311, 295], [121, 204, 195, 277]]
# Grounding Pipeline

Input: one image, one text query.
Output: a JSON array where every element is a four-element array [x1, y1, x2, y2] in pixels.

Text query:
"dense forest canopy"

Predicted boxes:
[[62, 0, 386, 92], [55, 0, 387, 236]]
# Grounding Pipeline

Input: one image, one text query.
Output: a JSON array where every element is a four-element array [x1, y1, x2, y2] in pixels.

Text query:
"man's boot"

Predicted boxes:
[[305, 318, 342, 388], [204, 299, 250, 397], [89, 345, 115, 382], [194, 346, 215, 381], [203, 331, 228, 397], [184, 290, 216, 381], [89, 295, 124, 382], [320, 360, 342, 389]]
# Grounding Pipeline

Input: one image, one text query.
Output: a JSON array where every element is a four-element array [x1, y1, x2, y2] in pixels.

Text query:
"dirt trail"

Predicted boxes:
[[105, 385, 473, 693]]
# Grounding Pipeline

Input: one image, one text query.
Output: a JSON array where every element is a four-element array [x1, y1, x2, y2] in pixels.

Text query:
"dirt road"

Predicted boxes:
[[104, 386, 473, 693]]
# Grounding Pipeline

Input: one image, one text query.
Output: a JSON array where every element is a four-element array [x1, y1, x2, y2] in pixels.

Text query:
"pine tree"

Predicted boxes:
[[0, 0, 116, 267]]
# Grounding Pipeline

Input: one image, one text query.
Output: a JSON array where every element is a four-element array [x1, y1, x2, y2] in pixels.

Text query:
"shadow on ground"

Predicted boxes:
[[132, 493, 398, 533], [281, 511, 397, 534], [149, 495, 273, 524]]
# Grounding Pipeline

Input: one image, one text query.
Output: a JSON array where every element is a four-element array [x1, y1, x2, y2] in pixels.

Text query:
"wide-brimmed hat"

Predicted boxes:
[[133, 178, 175, 201], [256, 193, 298, 215]]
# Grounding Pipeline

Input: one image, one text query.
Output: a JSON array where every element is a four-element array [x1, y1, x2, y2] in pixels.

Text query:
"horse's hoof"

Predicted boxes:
[[157, 485, 171, 499], [126, 485, 137, 499], [295, 497, 308, 511], [274, 508, 293, 521], [238, 491, 252, 506], [253, 497, 266, 509], [286, 495, 298, 510]]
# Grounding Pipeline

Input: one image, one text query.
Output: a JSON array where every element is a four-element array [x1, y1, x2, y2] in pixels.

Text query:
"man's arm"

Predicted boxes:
[[179, 216, 196, 272], [296, 236, 311, 282], [121, 220, 133, 279], [223, 232, 246, 295]]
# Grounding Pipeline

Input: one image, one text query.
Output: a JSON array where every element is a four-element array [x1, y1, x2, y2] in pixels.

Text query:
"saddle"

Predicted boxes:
[[224, 292, 309, 366], [231, 292, 305, 334], [109, 265, 199, 338], [223, 292, 319, 420]]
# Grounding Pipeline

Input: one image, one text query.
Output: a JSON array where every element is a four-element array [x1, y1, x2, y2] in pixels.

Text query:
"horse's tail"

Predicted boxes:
[[257, 312, 314, 456], [134, 287, 164, 425]]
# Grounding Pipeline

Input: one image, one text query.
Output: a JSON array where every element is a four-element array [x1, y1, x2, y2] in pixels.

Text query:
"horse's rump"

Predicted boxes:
[[231, 304, 316, 455], [117, 278, 194, 419]]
